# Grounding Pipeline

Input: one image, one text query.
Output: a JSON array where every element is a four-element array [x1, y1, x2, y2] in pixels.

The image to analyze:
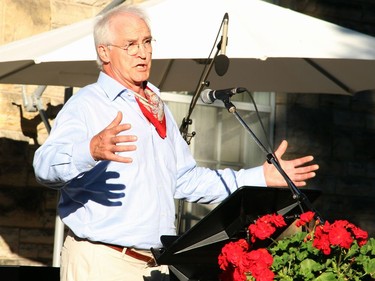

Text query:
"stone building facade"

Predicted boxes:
[[0, 0, 375, 269], [0, 0, 115, 266]]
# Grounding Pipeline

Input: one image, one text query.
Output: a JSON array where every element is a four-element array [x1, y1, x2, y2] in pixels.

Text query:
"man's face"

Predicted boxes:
[[99, 13, 153, 89]]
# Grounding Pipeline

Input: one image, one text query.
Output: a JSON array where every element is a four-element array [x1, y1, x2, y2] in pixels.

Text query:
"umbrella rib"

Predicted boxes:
[[0, 61, 35, 81], [157, 59, 175, 90], [304, 58, 354, 95]]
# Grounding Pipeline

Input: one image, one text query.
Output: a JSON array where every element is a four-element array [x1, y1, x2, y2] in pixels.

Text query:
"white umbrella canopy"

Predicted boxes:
[[0, 18, 98, 87], [0, 0, 375, 95], [145, 0, 375, 95]]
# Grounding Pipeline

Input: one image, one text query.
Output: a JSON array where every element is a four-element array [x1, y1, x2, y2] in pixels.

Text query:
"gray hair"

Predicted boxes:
[[93, 5, 150, 69]]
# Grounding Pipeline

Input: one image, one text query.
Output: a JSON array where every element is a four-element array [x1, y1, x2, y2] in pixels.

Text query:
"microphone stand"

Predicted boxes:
[[179, 12, 229, 144], [179, 48, 219, 144], [221, 97, 324, 223], [176, 13, 228, 235]]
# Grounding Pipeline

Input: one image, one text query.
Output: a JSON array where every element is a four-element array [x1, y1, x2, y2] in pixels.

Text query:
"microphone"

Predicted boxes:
[[220, 13, 229, 55], [200, 87, 247, 104], [215, 13, 230, 76]]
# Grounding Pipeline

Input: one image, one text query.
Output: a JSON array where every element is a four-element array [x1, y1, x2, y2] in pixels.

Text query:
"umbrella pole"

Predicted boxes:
[[221, 97, 324, 224]]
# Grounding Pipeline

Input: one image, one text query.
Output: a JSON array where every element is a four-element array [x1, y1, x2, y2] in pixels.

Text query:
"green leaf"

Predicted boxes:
[[314, 272, 338, 281], [346, 241, 359, 258], [362, 258, 375, 276], [361, 238, 375, 256]]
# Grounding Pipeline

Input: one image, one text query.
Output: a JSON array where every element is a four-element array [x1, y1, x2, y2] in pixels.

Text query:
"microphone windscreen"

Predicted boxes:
[[215, 54, 230, 76], [200, 89, 214, 104]]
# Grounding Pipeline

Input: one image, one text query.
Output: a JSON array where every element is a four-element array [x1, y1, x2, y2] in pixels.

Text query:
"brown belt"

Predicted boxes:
[[107, 245, 157, 267], [69, 231, 157, 266]]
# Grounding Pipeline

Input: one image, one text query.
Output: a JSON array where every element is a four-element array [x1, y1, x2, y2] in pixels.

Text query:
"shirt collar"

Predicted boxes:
[[97, 71, 160, 101]]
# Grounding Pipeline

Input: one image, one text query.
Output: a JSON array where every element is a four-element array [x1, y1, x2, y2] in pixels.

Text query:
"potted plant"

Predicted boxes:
[[218, 211, 375, 281]]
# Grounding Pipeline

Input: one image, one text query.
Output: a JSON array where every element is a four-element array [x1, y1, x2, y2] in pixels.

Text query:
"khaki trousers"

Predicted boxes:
[[60, 234, 170, 281]]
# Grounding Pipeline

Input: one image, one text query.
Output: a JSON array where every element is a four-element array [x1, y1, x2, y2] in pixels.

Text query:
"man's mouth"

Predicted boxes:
[[136, 63, 147, 70]]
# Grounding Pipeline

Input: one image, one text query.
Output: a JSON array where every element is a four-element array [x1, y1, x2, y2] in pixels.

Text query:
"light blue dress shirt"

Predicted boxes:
[[33, 72, 266, 249]]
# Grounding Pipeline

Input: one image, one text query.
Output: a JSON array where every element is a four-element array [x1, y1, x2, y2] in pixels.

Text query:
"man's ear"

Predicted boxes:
[[98, 45, 110, 63]]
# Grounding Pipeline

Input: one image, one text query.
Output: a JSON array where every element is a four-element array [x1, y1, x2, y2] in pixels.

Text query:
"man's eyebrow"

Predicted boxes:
[[123, 36, 152, 43]]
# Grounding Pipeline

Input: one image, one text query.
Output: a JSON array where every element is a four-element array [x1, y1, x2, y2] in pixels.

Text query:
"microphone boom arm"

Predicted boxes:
[[222, 98, 324, 223], [179, 47, 220, 144]]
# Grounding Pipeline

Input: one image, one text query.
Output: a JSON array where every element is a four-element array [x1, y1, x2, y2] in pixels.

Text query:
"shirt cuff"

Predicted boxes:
[[236, 166, 267, 187], [72, 140, 97, 172]]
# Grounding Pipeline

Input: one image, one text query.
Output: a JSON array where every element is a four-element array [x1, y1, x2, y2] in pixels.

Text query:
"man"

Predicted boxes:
[[33, 5, 319, 281]]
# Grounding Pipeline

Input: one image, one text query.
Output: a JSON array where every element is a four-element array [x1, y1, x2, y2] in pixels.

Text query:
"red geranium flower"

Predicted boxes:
[[329, 221, 354, 249], [269, 214, 287, 228], [249, 214, 286, 242], [296, 211, 315, 227], [218, 239, 249, 270], [312, 222, 332, 255], [348, 223, 368, 246], [242, 249, 274, 281], [249, 220, 276, 242]]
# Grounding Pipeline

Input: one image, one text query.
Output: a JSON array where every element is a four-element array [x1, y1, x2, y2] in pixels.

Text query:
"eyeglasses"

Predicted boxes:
[[108, 38, 155, 56]]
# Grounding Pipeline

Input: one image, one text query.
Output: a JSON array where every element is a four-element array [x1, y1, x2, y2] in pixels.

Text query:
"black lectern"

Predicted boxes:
[[151, 186, 321, 281]]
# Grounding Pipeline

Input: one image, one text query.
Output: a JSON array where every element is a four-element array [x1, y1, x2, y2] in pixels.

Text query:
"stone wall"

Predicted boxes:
[[0, 0, 148, 267], [0, 0, 113, 266], [275, 92, 375, 236]]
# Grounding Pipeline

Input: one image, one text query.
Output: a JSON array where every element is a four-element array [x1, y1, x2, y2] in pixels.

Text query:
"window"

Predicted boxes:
[[161, 91, 276, 232]]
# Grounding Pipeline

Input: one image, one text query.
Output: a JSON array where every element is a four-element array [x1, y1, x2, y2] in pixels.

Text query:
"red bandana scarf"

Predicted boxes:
[[135, 87, 167, 139]]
